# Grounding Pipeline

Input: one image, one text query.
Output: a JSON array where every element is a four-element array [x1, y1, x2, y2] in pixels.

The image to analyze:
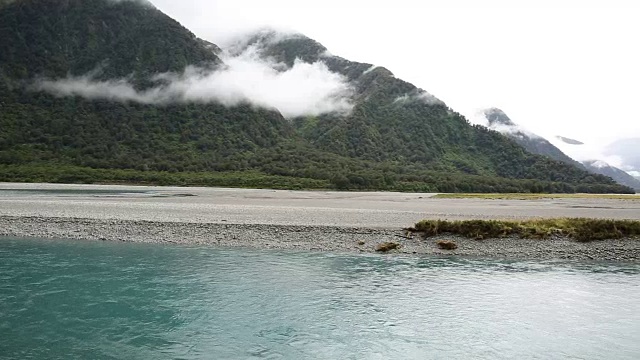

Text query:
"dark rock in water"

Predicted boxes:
[[437, 240, 458, 250], [376, 242, 400, 252]]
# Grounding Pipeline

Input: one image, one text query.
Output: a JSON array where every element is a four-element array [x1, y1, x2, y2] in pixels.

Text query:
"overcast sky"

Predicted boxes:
[[150, 0, 639, 146]]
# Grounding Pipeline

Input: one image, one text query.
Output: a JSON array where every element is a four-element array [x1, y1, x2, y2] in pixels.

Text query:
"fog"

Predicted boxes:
[[35, 43, 353, 119]]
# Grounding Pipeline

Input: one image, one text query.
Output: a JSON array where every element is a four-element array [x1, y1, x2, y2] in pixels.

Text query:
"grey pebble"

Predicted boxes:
[[0, 215, 638, 262]]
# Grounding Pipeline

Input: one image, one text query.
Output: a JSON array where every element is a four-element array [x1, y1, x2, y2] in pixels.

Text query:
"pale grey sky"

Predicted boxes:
[[150, 0, 639, 148]]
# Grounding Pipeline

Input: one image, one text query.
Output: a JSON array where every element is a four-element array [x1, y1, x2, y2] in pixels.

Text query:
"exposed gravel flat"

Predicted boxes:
[[1, 183, 639, 227], [1, 183, 639, 262]]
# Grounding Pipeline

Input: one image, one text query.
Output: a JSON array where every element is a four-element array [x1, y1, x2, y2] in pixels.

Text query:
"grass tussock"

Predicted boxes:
[[414, 218, 640, 242], [433, 193, 640, 201]]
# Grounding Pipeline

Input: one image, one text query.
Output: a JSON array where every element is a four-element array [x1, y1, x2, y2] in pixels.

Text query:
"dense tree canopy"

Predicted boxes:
[[0, 0, 633, 194]]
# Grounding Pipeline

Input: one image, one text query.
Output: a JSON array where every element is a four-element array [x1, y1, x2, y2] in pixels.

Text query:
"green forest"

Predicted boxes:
[[0, 0, 634, 194]]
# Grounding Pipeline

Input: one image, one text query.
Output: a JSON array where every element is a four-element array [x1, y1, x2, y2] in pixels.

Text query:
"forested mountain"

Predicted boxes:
[[0, 0, 633, 193], [479, 108, 638, 192], [583, 161, 640, 192], [0, 0, 220, 85], [0, 0, 296, 172], [239, 32, 628, 191], [481, 108, 583, 168]]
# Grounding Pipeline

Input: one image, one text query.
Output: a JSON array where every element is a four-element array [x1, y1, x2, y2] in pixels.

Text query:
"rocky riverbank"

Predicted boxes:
[[1, 216, 638, 262]]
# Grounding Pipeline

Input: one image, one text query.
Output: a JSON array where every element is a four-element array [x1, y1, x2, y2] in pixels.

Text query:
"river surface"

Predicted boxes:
[[1, 237, 639, 359]]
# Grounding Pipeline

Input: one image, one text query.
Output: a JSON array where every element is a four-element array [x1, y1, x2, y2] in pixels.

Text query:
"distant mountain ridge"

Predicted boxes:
[[605, 138, 640, 175], [239, 32, 622, 189], [481, 108, 584, 168], [582, 160, 640, 192], [479, 108, 640, 192], [0, 0, 632, 193]]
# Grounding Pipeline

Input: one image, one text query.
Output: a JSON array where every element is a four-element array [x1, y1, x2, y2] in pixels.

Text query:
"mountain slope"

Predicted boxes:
[[236, 32, 628, 189], [0, 0, 303, 174], [605, 138, 640, 175], [546, 135, 640, 182], [583, 161, 640, 192], [479, 108, 639, 191], [0, 0, 220, 86], [482, 108, 584, 168], [0, 2, 633, 193]]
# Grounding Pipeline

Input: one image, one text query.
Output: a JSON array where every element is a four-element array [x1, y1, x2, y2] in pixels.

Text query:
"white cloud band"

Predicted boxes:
[[33, 45, 353, 119]]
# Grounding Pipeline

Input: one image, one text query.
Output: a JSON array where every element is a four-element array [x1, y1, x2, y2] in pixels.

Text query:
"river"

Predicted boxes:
[[1, 237, 639, 359]]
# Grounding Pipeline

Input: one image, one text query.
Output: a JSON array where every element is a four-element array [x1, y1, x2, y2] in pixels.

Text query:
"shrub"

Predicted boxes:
[[414, 218, 640, 242]]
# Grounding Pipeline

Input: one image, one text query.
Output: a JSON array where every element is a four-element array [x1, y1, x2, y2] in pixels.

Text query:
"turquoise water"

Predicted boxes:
[[1, 238, 639, 359]]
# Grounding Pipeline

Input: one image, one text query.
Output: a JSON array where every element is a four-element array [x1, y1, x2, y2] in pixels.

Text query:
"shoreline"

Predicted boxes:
[[1, 216, 639, 262]]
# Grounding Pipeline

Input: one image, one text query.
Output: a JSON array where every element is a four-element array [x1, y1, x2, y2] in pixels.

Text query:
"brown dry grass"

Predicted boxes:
[[433, 193, 640, 201], [413, 218, 640, 242]]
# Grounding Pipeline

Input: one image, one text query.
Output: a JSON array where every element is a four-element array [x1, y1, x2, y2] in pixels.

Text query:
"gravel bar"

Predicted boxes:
[[1, 184, 639, 262], [1, 216, 639, 262]]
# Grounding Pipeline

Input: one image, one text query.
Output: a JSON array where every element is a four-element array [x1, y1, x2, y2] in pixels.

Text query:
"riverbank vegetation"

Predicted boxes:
[[0, 164, 330, 190], [0, 163, 636, 194], [0, 0, 634, 195], [433, 193, 640, 200], [412, 218, 640, 242]]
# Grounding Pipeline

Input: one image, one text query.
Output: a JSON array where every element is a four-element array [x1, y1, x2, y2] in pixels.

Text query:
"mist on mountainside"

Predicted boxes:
[[604, 138, 640, 173], [474, 108, 640, 190], [583, 160, 640, 192], [34, 36, 354, 118], [473, 108, 580, 168], [0, 0, 634, 194]]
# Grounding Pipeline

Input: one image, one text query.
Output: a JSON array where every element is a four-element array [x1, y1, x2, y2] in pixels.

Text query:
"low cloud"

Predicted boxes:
[[490, 123, 543, 140], [604, 138, 640, 172], [33, 45, 353, 119], [468, 109, 542, 140], [393, 90, 443, 106], [362, 65, 378, 75], [110, 0, 156, 7], [545, 135, 620, 166]]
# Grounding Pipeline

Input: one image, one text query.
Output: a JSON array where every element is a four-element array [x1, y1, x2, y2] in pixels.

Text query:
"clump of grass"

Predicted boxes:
[[436, 240, 458, 250], [376, 242, 401, 252], [433, 193, 640, 201], [414, 218, 640, 242]]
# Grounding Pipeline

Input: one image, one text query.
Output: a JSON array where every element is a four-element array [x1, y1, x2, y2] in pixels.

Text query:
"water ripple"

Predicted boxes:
[[1, 237, 639, 359]]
